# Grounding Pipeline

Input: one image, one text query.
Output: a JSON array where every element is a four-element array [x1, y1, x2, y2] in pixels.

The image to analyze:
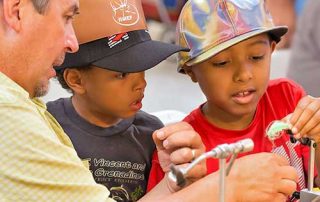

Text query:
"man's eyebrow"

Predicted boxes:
[[69, 3, 80, 15]]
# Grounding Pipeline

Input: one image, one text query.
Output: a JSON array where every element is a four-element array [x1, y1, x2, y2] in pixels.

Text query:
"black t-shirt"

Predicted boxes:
[[47, 98, 163, 202]]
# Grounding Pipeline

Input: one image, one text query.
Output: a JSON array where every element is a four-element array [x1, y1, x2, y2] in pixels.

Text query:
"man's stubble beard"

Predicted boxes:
[[34, 79, 50, 97]]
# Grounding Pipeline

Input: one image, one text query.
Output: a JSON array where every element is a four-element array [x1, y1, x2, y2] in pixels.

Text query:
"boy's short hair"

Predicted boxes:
[[176, 0, 288, 73], [56, 66, 92, 93]]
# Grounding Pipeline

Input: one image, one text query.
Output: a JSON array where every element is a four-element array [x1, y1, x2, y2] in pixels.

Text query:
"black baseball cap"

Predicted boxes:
[[56, 29, 188, 73], [55, 0, 188, 73]]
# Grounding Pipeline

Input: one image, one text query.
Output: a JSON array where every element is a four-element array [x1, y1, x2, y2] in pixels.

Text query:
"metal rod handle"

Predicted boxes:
[[308, 140, 316, 191], [219, 159, 226, 202]]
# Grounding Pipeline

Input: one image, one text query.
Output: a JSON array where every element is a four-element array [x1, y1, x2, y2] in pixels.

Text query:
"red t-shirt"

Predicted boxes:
[[148, 78, 312, 191]]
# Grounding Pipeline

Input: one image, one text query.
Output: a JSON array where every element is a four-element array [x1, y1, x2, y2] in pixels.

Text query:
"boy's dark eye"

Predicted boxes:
[[116, 72, 129, 79], [212, 61, 228, 67], [251, 55, 265, 61]]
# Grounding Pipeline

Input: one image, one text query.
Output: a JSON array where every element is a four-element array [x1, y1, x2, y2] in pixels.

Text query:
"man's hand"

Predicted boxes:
[[152, 122, 206, 191], [227, 153, 298, 202]]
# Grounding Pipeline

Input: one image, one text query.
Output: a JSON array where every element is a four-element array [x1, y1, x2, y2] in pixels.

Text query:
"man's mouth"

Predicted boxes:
[[53, 55, 66, 67]]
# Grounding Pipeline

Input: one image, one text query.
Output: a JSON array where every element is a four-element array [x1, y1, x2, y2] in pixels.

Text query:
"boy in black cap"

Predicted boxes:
[[47, 0, 196, 201]]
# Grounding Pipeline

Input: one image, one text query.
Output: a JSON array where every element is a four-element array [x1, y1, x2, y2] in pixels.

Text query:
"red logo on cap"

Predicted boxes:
[[110, 0, 140, 26], [108, 32, 129, 48]]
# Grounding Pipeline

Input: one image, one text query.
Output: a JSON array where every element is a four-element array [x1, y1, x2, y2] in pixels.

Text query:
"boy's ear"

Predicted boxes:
[[2, 0, 22, 32], [64, 69, 86, 94], [184, 66, 198, 83], [271, 40, 277, 53]]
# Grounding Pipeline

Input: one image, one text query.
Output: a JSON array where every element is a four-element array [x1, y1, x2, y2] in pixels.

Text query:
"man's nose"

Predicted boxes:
[[65, 25, 79, 53]]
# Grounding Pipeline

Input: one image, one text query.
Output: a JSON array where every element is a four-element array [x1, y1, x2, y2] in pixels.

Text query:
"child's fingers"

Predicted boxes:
[[281, 113, 292, 123], [293, 100, 320, 137], [299, 109, 320, 137], [306, 122, 320, 143], [289, 96, 317, 136], [290, 96, 313, 123]]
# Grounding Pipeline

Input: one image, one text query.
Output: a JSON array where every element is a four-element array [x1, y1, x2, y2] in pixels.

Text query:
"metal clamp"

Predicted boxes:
[[168, 138, 254, 202]]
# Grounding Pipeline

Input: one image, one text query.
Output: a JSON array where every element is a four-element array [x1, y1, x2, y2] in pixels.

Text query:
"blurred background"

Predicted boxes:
[[44, 0, 314, 123]]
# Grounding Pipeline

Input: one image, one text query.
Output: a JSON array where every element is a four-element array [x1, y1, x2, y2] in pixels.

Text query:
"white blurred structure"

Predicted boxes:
[[270, 49, 291, 80]]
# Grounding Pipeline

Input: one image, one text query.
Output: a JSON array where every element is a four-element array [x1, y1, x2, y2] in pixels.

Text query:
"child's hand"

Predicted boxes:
[[288, 95, 320, 142]]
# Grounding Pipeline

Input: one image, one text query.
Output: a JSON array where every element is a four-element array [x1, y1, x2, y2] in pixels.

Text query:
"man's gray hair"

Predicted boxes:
[[0, 0, 50, 14], [31, 0, 50, 14]]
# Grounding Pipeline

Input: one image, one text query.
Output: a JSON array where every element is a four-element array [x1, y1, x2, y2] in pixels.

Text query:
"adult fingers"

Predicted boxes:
[[169, 147, 204, 165], [270, 153, 290, 166], [153, 122, 193, 151], [276, 178, 297, 197]]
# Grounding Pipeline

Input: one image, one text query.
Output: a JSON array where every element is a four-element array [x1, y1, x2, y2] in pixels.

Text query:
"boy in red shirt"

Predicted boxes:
[[148, 0, 320, 193]]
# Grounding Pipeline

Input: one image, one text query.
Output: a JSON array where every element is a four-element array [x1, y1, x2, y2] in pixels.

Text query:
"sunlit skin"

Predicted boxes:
[[0, 0, 79, 98], [185, 34, 276, 130], [64, 66, 147, 127]]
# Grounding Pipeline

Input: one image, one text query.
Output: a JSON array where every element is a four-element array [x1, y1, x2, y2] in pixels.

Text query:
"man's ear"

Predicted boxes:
[[2, 0, 22, 32], [184, 66, 198, 83], [64, 69, 86, 95]]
